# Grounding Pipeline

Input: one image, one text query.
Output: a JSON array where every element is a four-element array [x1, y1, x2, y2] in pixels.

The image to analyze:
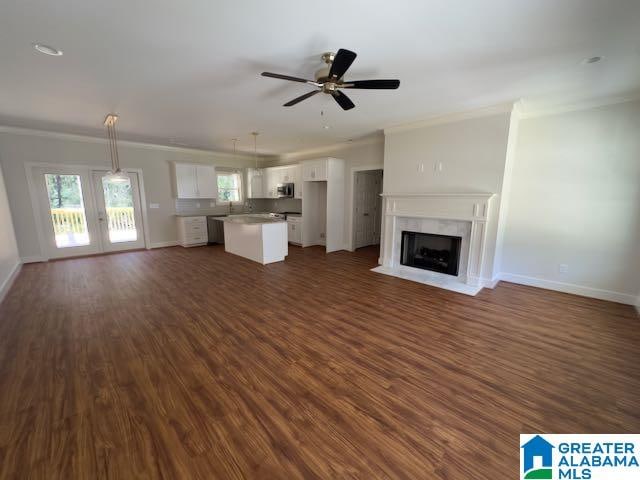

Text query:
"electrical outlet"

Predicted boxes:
[[149, 203, 160, 209], [417, 163, 425, 173], [558, 263, 569, 274], [320, 233, 325, 239]]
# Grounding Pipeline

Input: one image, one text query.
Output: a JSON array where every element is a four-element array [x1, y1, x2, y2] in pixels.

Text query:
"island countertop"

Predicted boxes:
[[216, 215, 285, 225]]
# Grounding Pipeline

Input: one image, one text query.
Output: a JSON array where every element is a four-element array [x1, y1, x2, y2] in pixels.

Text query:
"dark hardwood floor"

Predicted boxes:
[[0, 245, 638, 479]]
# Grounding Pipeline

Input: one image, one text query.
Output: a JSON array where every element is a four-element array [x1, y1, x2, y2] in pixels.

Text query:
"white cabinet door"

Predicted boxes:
[[281, 166, 293, 183], [292, 165, 302, 199], [265, 168, 278, 198], [175, 164, 198, 198], [196, 165, 217, 198], [287, 221, 302, 244], [302, 159, 328, 181]]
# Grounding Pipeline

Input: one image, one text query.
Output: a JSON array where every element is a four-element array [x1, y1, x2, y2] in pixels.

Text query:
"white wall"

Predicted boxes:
[[0, 161, 20, 298], [383, 110, 513, 280], [500, 100, 640, 304], [0, 130, 263, 259], [268, 135, 385, 250]]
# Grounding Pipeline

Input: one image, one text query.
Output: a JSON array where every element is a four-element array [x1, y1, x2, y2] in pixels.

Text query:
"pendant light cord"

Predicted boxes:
[[105, 115, 120, 173]]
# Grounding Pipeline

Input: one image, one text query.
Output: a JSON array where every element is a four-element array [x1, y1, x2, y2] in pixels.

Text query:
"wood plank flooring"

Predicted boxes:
[[0, 245, 638, 479]]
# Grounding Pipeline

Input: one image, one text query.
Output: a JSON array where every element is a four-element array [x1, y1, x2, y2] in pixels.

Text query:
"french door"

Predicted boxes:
[[33, 165, 146, 259], [92, 170, 145, 252]]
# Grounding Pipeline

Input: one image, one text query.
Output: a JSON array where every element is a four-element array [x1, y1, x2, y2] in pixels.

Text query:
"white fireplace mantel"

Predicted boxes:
[[377, 192, 495, 294]]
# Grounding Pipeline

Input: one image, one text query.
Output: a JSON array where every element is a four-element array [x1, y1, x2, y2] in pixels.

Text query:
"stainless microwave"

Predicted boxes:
[[277, 183, 294, 198]]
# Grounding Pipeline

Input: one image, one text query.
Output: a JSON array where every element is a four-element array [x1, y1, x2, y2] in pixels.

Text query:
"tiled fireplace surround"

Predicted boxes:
[[373, 193, 495, 295]]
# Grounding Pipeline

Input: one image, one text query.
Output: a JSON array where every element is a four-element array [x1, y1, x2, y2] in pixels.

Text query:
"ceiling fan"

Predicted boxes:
[[261, 48, 400, 110]]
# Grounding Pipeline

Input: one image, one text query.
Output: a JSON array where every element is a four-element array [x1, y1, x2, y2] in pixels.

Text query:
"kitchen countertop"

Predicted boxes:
[[218, 214, 285, 225]]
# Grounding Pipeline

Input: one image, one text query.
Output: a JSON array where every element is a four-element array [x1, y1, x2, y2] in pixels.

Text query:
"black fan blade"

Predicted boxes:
[[328, 49, 357, 80], [333, 91, 355, 110], [343, 79, 400, 89], [261, 72, 315, 84], [283, 90, 320, 107]]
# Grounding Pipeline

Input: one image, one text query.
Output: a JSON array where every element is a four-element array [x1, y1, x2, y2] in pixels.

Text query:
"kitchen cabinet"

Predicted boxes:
[[195, 165, 217, 198], [287, 216, 303, 245], [247, 168, 264, 199], [292, 165, 303, 199], [248, 164, 303, 199], [264, 168, 278, 198], [176, 216, 208, 246], [302, 159, 328, 181], [301, 157, 345, 252], [173, 163, 217, 199]]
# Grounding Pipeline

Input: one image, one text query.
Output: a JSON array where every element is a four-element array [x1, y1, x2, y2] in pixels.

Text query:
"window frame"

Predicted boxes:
[[215, 170, 244, 205]]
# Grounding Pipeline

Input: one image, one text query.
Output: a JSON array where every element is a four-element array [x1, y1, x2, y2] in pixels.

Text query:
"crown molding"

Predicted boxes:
[[383, 102, 516, 135], [516, 91, 640, 119], [277, 134, 384, 161], [0, 125, 268, 162]]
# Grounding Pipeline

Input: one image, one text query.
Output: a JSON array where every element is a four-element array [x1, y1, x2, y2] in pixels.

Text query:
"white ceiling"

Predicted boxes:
[[1, 0, 639, 154]]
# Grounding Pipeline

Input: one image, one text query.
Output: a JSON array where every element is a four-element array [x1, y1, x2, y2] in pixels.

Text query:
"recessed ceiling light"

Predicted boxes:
[[33, 43, 63, 56], [582, 56, 602, 65]]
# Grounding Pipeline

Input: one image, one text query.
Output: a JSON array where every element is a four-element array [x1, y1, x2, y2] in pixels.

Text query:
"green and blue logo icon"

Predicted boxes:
[[521, 435, 554, 479]]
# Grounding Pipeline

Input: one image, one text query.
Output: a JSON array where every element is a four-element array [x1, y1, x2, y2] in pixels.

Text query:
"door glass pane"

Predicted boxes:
[[45, 174, 90, 248], [102, 176, 137, 243]]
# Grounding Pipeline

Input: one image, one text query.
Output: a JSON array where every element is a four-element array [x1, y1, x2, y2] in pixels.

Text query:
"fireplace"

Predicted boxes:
[[400, 231, 462, 276]]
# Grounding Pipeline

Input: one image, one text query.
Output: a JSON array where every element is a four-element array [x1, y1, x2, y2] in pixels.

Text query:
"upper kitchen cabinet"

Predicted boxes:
[[249, 164, 303, 199], [247, 168, 264, 199], [173, 163, 217, 199], [302, 159, 328, 181]]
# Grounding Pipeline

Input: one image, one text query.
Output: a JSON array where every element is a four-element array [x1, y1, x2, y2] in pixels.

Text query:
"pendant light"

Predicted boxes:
[[103, 114, 129, 183], [232, 138, 238, 156], [251, 132, 259, 168]]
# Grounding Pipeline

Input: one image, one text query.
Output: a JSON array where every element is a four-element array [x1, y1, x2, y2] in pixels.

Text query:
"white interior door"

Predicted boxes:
[[33, 166, 102, 259], [92, 170, 146, 252], [354, 170, 383, 249]]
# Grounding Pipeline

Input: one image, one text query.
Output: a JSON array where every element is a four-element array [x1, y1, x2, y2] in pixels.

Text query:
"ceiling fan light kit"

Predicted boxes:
[[261, 48, 400, 110]]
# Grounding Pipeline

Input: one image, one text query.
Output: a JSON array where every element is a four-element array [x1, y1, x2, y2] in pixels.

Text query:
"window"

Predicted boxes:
[[216, 171, 242, 203]]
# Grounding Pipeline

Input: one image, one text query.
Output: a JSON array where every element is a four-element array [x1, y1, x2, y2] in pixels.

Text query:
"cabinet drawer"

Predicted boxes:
[[185, 224, 205, 234], [183, 216, 206, 226], [183, 233, 207, 244]]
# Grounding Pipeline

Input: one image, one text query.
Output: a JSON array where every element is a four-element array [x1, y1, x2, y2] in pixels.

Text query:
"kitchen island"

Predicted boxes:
[[218, 215, 288, 264]]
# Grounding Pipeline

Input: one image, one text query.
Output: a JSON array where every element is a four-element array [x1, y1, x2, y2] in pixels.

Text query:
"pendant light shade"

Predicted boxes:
[[103, 114, 129, 183]]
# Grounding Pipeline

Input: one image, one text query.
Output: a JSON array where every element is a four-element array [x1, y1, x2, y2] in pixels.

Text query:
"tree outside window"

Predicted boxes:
[[217, 172, 241, 203]]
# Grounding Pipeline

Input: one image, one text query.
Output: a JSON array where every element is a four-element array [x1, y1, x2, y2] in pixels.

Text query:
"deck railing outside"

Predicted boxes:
[[50, 207, 136, 246]]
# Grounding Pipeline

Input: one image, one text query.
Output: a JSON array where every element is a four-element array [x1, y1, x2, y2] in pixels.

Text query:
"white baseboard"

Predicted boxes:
[[0, 261, 22, 304], [21, 255, 46, 263], [149, 241, 179, 249], [498, 272, 637, 305], [482, 277, 500, 289]]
